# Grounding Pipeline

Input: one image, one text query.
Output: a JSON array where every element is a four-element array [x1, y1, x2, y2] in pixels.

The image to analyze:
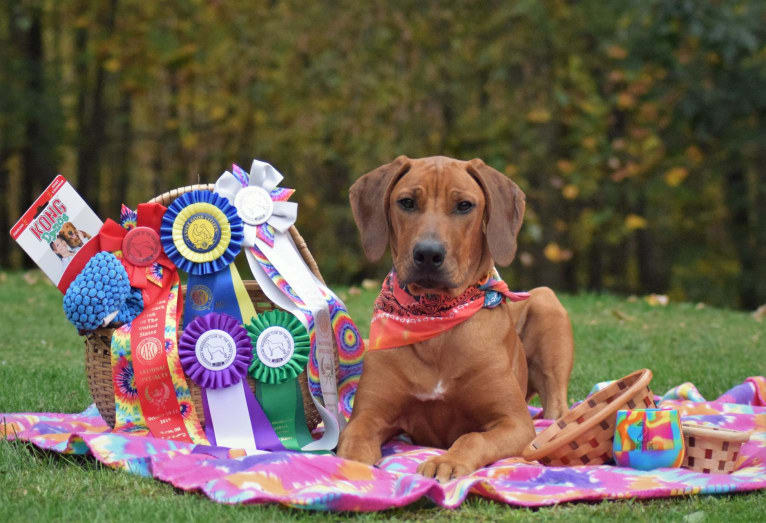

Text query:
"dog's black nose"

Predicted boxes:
[[413, 240, 445, 269]]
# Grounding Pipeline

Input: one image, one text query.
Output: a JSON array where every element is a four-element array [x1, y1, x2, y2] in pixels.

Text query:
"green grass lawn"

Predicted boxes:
[[0, 271, 764, 521]]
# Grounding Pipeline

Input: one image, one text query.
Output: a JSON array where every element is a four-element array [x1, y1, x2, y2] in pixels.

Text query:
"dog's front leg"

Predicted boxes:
[[416, 416, 535, 483], [337, 351, 403, 465], [337, 411, 397, 465]]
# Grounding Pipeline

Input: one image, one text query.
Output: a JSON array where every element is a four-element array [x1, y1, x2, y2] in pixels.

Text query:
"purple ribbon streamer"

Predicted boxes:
[[200, 386, 284, 451], [191, 444, 234, 459], [243, 384, 284, 451], [200, 390, 217, 446]]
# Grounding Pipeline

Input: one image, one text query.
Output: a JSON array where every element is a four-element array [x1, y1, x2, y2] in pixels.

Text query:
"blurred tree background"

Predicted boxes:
[[1, 0, 765, 309]]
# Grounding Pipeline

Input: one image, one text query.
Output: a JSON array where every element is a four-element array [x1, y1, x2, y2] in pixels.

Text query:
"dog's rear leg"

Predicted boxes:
[[519, 287, 573, 420]]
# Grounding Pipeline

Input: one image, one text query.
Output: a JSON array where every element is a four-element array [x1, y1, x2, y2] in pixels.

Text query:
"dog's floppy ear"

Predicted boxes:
[[349, 155, 411, 261], [466, 158, 526, 266]]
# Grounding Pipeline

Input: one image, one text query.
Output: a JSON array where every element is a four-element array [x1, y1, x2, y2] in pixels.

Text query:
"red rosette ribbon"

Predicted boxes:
[[99, 203, 176, 307]]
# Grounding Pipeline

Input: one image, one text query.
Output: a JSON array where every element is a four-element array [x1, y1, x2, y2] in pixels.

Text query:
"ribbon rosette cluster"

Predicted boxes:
[[213, 159, 365, 452], [160, 188, 306, 453], [216, 161, 335, 450], [59, 157, 364, 453], [178, 312, 284, 453]]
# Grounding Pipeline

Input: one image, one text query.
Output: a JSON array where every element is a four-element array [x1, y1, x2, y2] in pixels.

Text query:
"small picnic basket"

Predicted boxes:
[[522, 368, 656, 466], [681, 422, 751, 474], [83, 184, 325, 431]]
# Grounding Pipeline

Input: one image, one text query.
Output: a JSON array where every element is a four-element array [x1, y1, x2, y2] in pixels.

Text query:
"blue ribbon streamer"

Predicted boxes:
[[184, 265, 247, 327]]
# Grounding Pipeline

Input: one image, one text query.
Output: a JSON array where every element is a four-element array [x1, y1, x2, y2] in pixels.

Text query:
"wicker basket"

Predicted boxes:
[[522, 368, 655, 466], [84, 183, 324, 431], [681, 422, 751, 474]]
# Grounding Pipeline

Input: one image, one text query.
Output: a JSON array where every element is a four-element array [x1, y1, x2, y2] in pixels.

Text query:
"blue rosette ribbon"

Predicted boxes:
[[160, 191, 242, 276], [160, 190, 256, 328]]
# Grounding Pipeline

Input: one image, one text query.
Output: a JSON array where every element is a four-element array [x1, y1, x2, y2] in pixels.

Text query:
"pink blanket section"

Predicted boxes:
[[2, 377, 765, 511]]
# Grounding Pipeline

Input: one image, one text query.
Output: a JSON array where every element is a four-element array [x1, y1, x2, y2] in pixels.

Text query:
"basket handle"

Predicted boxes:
[[149, 184, 326, 285]]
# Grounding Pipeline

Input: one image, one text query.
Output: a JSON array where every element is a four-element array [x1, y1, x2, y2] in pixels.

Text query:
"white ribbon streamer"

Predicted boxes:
[[215, 159, 342, 450], [205, 383, 265, 455]]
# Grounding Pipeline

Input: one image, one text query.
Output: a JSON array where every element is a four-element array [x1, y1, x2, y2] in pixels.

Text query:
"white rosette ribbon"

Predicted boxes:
[[215, 160, 341, 452]]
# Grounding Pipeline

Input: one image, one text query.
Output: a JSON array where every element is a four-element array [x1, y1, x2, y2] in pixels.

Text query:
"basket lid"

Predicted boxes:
[[682, 422, 752, 443]]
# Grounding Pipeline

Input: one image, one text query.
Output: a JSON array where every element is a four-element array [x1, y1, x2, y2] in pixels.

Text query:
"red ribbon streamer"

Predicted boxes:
[[128, 275, 192, 442]]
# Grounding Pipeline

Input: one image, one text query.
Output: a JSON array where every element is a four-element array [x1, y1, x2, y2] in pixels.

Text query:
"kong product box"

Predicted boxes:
[[10, 176, 103, 287]]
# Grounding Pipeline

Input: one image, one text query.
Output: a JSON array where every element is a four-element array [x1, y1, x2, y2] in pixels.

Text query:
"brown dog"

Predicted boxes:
[[337, 156, 574, 482], [58, 222, 92, 248]]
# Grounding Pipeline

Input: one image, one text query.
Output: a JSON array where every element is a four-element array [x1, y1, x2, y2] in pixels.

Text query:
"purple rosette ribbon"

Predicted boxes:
[[179, 313, 251, 388], [178, 312, 284, 453]]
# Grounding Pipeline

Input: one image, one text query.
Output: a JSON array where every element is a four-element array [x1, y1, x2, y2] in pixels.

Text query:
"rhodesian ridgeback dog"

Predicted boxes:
[[338, 156, 574, 482]]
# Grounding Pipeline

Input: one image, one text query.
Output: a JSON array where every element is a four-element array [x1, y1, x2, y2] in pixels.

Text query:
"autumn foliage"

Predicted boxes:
[[1, 0, 764, 308]]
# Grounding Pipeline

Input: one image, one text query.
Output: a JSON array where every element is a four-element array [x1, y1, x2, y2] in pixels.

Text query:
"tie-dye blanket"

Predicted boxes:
[[2, 377, 764, 511]]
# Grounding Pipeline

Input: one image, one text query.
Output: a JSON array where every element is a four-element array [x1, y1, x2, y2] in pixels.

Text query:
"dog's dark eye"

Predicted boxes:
[[456, 201, 474, 214], [398, 198, 416, 211]]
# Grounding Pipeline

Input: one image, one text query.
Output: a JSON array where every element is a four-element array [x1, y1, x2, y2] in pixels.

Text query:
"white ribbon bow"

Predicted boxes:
[[214, 160, 341, 452], [215, 160, 298, 248]]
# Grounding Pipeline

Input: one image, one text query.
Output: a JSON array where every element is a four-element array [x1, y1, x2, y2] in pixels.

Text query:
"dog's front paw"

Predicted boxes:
[[336, 437, 381, 466], [416, 454, 473, 483]]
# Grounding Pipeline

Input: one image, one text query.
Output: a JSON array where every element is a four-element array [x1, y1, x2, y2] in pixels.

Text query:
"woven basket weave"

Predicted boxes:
[[84, 183, 324, 431], [681, 422, 751, 474], [522, 368, 655, 466]]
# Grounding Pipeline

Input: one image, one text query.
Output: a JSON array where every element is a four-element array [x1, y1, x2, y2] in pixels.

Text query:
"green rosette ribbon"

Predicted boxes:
[[246, 310, 314, 450]]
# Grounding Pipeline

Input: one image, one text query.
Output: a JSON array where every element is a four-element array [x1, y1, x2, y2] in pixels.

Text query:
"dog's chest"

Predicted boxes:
[[413, 379, 448, 401], [393, 307, 520, 447], [398, 388, 480, 448]]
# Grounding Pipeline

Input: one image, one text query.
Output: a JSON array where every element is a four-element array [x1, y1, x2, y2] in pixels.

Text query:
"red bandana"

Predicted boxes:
[[368, 270, 530, 351]]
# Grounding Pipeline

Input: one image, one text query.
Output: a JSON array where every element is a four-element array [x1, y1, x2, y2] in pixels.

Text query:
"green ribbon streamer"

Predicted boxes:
[[246, 310, 314, 451], [254, 380, 313, 450]]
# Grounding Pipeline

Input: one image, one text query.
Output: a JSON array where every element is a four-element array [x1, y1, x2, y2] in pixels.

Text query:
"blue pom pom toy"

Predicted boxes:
[[117, 287, 144, 325], [63, 252, 131, 331]]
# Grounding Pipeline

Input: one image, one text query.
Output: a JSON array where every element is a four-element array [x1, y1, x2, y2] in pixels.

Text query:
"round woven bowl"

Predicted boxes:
[[84, 183, 325, 432], [522, 368, 655, 466], [682, 422, 751, 474]]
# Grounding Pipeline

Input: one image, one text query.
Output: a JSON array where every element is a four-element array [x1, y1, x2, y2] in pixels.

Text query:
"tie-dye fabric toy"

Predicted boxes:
[[613, 408, 685, 470]]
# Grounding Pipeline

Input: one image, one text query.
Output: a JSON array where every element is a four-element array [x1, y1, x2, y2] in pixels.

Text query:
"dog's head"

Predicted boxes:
[[349, 156, 525, 295], [58, 222, 84, 248]]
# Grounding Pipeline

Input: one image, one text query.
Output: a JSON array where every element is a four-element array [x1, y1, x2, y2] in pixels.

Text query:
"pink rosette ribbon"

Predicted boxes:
[[178, 312, 283, 453]]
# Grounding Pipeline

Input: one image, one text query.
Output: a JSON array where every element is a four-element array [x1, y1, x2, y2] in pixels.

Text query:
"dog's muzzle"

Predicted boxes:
[[408, 239, 453, 288]]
